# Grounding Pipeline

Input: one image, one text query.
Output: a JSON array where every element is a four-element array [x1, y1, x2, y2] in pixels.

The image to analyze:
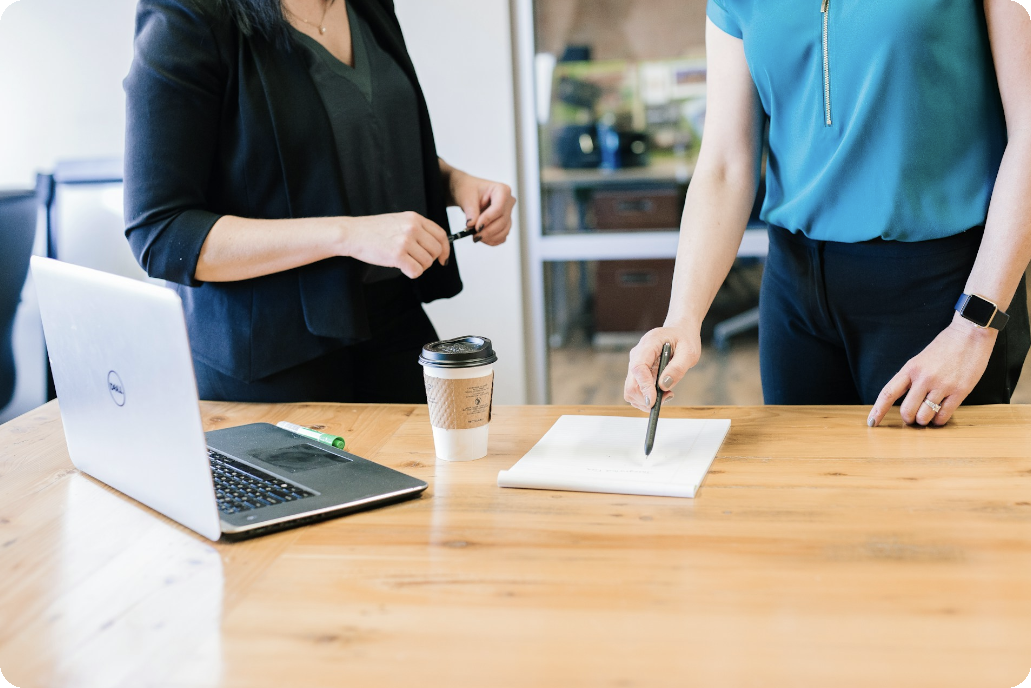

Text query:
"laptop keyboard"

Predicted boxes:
[[208, 449, 315, 514]]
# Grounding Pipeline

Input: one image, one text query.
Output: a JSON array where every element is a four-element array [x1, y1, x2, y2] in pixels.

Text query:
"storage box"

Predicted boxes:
[[593, 259, 675, 333], [591, 189, 683, 231]]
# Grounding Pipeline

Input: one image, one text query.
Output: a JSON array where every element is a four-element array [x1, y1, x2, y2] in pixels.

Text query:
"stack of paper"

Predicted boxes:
[[497, 415, 731, 498]]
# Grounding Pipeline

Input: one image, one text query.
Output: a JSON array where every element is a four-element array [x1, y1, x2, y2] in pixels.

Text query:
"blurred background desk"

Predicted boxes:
[[2, 402, 1030, 687]]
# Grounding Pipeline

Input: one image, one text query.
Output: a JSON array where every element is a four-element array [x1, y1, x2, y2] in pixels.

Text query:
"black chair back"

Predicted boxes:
[[0, 188, 39, 410]]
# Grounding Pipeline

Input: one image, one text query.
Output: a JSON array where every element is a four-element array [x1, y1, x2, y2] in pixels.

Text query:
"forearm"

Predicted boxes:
[[970, 0, 1031, 314], [195, 215, 345, 282], [963, 134, 1031, 312], [664, 166, 758, 329], [438, 157, 460, 206]]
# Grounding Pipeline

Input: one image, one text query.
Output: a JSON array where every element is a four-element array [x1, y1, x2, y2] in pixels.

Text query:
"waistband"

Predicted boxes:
[[768, 224, 984, 258]]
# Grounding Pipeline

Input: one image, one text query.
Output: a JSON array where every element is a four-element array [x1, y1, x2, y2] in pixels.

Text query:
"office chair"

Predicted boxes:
[[0, 188, 39, 410]]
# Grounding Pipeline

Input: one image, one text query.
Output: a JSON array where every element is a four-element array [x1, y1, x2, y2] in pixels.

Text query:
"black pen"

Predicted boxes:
[[448, 227, 477, 243], [644, 342, 673, 456]]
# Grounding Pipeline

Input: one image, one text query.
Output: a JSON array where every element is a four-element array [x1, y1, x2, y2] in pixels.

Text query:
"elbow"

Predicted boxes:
[[694, 154, 760, 198], [124, 223, 164, 280], [693, 123, 764, 196], [1003, 129, 1031, 164], [123, 208, 215, 287]]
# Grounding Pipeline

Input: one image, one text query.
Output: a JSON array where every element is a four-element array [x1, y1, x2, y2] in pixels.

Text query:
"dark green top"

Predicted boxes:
[[292, 4, 428, 282]]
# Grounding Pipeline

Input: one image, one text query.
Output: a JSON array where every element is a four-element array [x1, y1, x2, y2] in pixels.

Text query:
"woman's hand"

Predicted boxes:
[[340, 211, 450, 279], [624, 324, 702, 412], [445, 166, 516, 246], [867, 315, 998, 427]]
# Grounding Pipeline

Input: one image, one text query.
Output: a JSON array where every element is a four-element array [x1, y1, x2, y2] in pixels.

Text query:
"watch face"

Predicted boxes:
[[963, 295, 997, 327]]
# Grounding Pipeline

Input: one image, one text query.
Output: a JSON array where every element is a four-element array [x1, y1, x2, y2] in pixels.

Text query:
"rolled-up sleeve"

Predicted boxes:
[[123, 0, 226, 286], [706, 0, 743, 39]]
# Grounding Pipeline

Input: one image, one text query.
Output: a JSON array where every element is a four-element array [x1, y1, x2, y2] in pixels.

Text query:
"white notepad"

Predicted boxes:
[[497, 415, 731, 498]]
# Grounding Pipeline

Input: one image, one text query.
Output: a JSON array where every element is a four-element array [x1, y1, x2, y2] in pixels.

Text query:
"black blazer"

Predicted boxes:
[[123, 0, 462, 382]]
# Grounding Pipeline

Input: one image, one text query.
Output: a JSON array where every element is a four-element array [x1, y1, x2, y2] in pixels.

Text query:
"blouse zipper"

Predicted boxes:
[[821, 0, 832, 126]]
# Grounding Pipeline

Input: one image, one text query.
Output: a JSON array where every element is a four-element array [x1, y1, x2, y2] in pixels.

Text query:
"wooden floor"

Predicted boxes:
[[551, 333, 1031, 407]]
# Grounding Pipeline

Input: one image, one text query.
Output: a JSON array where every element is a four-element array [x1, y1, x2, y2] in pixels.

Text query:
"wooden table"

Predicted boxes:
[[2, 402, 1030, 687]]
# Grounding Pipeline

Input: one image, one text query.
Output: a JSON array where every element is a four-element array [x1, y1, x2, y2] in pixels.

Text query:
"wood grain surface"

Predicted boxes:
[[1, 402, 1030, 687]]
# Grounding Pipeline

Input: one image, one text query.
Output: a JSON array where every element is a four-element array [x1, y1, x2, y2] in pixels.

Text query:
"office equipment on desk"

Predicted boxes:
[[276, 421, 346, 449], [551, 124, 602, 169], [497, 414, 730, 498], [598, 124, 649, 170], [31, 257, 427, 541], [644, 342, 672, 456]]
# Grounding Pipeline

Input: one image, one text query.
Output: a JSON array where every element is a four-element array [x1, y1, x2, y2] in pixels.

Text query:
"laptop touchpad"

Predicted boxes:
[[248, 443, 352, 473]]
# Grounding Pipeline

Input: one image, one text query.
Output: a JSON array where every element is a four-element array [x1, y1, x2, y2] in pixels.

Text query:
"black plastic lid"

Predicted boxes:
[[419, 336, 498, 368]]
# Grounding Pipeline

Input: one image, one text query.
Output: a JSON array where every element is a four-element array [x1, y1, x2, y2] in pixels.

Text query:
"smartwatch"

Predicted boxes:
[[955, 293, 1009, 331]]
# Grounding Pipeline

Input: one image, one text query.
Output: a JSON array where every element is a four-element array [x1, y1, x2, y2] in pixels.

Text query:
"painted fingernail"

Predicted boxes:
[[661, 375, 674, 390], [466, 218, 474, 227], [867, 416, 875, 427], [644, 394, 650, 407], [477, 224, 485, 232]]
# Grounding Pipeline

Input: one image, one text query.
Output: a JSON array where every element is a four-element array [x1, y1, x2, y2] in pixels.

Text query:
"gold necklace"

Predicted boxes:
[[287, 0, 333, 35]]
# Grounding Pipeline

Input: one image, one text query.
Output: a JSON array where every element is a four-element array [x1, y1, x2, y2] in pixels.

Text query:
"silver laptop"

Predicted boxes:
[[31, 257, 427, 541]]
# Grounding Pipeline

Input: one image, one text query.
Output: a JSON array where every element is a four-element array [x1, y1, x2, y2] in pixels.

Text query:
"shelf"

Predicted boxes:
[[540, 159, 695, 189], [539, 225, 769, 262]]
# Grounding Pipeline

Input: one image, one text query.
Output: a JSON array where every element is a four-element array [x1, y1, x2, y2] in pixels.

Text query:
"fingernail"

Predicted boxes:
[[473, 236, 481, 243], [477, 224, 485, 232], [867, 416, 875, 427], [661, 375, 674, 390], [466, 218, 474, 227], [644, 394, 650, 407]]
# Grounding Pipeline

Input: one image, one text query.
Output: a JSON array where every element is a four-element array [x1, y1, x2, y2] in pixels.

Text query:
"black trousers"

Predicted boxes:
[[195, 279, 438, 403], [759, 225, 1030, 405]]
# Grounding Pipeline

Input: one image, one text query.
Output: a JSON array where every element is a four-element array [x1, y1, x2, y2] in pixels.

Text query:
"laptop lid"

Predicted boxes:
[[31, 257, 222, 541]]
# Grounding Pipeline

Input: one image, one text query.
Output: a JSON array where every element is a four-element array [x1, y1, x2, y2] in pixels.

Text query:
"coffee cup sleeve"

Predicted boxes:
[[424, 372, 494, 430]]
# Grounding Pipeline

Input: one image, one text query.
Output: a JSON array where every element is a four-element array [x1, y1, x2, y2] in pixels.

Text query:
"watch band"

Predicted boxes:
[[955, 293, 1009, 331]]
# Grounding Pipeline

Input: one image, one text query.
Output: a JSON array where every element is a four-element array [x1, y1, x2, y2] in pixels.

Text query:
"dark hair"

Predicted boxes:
[[217, 0, 291, 46]]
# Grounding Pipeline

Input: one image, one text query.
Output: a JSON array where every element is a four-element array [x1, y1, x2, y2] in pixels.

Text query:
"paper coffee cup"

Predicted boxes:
[[420, 336, 498, 462]]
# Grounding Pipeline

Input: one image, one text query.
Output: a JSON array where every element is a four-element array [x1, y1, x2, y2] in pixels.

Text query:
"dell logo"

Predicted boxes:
[[107, 370, 125, 406]]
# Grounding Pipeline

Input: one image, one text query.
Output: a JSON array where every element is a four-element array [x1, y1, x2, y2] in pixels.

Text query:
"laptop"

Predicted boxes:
[[31, 257, 428, 541]]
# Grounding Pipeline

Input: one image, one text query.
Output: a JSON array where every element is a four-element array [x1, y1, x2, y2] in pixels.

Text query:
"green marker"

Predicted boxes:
[[276, 421, 346, 450]]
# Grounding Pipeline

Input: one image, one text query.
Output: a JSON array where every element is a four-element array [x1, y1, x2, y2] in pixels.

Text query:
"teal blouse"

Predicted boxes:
[[706, 0, 1007, 243]]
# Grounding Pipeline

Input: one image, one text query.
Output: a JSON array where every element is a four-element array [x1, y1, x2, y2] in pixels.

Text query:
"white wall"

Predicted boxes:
[[395, 0, 527, 404], [0, 0, 136, 188], [0, 0, 528, 403]]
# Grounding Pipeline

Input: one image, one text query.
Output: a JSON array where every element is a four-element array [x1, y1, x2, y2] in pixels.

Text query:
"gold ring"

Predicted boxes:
[[923, 398, 942, 414]]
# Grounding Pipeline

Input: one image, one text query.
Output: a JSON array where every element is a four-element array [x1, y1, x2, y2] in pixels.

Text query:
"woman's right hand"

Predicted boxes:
[[340, 211, 451, 279], [624, 324, 702, 412]]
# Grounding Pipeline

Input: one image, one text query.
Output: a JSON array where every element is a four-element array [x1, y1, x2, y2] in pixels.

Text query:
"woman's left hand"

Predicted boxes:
[[867, 315, 998, 427], [448, 169, 516, 246]]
